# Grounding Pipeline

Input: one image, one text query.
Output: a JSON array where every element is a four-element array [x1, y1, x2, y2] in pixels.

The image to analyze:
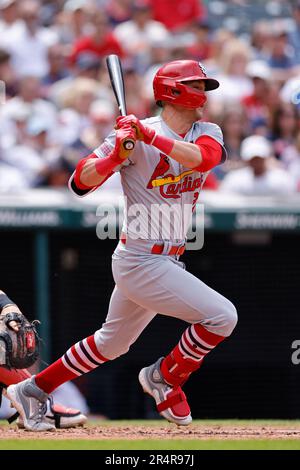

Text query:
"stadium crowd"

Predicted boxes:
[[0, 0, 300, 196]]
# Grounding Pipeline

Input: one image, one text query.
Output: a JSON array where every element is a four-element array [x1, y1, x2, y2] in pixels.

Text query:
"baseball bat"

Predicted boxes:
[[106, 54, 135, 151]]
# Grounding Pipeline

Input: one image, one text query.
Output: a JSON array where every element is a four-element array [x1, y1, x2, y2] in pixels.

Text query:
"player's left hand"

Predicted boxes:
[[116, 115, 155, 145]]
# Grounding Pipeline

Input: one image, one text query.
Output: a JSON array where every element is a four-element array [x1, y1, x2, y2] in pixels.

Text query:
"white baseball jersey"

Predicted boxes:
[[71, 116, 226, 242]]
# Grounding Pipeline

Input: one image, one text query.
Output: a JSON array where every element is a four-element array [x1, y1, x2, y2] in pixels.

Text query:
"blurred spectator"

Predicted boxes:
[[57, 77, 99, 145], [114, 1, 169, 72], [1, 115, 62, 187], [2, 0, 58, 78], [72, 52, 102, 80], [60, 95, 122, 190], [105, 0, 133, 27], [210, 39, 253, 108], [242, 60, 272, 126], [0, 160, 29, 192], [185, 20, 213, 62], [62, 99, 123, 191], [64, 99, 115, 162], [42, 44, 70, 90], [267, 25, 295, 81], [220, 135, 295, 196], [48, 55, 109, 110], [89, 99, 115, 139], [264, 80, 283, 117], [221, 105, 248, 162], [0, 128, 29, 192], [281, 129, 300, 166], [204, 28, 235, 76], [271, 102, 299, 159], [122, 65, 149, 116], [2, 133, 49, 187], [59, 77, 102, 119], [250, 117, 270, 138], [52, 0, 94, 45], [250, 20, 272, 61], [281, 131, 300, 191], [143, 39, 171, 100], [0, 48, 17, 97], [2, 76, 58, 142], [289, 0, 300, 65], [70, 11, 124, 65], [149, 0, 205, 32], [213, 104, 248, 180], [0, 101, 31, 149], [0, 0, 22, 38]]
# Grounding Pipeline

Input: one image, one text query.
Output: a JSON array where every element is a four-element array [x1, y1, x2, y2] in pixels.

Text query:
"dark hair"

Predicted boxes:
[[271, 103, 299, 139], [0, 49, 11, 65]]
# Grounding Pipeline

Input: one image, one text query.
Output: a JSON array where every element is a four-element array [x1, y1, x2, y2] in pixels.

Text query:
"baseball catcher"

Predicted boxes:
[[6, 60, 237, 431], [0, 290, 86, 428]]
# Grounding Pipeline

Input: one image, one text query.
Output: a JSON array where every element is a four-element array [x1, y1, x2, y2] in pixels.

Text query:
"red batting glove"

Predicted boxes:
[[117, 114, 175, 155], [116, 114, 155, 145], [111, 124, 137, 162]]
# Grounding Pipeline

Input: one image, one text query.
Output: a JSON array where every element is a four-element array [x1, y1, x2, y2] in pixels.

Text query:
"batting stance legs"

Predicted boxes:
[[96, 252, 237, 358], [7, 252, 237, 429], [98, 252, 237, 425]]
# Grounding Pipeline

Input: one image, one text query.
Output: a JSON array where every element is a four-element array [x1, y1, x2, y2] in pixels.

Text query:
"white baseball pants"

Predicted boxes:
[[94, 249, 237, 360]]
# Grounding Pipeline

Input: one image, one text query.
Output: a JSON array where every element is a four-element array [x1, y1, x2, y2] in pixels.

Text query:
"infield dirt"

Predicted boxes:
[[1, 421, 300, 441]]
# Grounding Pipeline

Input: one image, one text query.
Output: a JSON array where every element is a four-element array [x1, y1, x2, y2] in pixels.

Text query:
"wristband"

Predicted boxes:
[[95, 153, 122, 176], [151, 134, 174, 155]]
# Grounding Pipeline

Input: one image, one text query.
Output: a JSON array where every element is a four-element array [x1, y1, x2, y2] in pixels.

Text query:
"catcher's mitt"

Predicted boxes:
[[0, 311, 40, 369]]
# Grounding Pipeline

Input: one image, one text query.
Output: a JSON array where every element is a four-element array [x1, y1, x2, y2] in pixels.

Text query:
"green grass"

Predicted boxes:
[[1, 440, 300, 450]]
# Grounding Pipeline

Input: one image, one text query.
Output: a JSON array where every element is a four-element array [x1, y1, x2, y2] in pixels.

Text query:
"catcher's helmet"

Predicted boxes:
[[153, 60, 219, 108]]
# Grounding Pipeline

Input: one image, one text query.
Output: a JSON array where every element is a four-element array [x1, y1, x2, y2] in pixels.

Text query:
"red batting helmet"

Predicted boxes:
[[153, 60, 220, 108]]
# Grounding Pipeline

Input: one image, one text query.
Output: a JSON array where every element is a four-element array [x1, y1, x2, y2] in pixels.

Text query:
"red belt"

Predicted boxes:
[[151, 244, 185, 256], [120, 234, 185, 257]]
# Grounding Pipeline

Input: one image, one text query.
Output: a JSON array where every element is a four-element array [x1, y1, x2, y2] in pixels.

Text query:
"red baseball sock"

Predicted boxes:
[[161, 323, 225, 386], [35, 335, 108, 394]]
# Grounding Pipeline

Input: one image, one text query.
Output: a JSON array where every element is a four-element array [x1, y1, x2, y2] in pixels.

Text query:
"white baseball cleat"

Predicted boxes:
[[6, 377, 55, 432], [16, 396, 87, 429], [138, 357, 192, 426]]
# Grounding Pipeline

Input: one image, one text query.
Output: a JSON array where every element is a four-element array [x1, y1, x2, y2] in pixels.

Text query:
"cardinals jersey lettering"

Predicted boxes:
[[90, 116, 226, 240]]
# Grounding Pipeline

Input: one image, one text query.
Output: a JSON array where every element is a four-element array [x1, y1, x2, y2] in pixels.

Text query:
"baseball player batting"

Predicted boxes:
[[6, 60, 238, 431]]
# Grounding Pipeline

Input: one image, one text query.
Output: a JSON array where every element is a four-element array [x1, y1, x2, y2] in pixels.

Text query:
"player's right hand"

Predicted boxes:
[[113, 125, 137, 161], [116, 115, 155, 145]]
